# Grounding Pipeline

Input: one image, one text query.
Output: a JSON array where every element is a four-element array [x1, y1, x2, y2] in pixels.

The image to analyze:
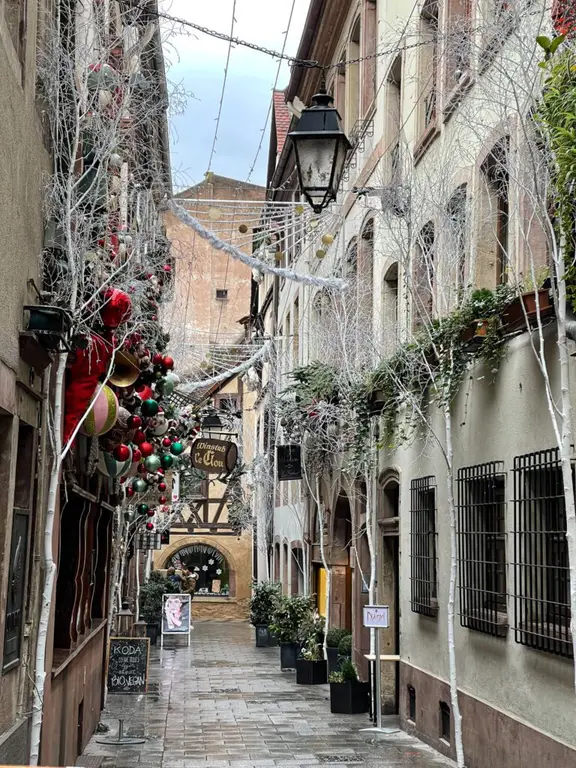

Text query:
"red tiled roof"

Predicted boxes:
[[273, 90, 291, 156]]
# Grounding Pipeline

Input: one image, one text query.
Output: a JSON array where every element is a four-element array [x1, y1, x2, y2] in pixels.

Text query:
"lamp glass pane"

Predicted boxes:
[[294, 137, 338, 194]]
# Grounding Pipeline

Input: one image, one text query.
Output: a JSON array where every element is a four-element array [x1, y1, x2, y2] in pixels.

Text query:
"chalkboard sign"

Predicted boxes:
[[107, 637, 150, 693]]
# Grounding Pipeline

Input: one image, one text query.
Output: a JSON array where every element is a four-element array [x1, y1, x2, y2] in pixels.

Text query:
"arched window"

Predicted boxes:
[[170, 544, 231, 596], [383, 262, 399, 351], [347, 17, 361, 135]]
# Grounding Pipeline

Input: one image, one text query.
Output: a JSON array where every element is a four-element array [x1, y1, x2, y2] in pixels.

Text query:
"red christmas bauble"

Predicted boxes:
[[158, 495, 167, 504], [147, 509, 155, 517], [158, 482, 167, 492], [119, 476, 127, 484], [136, 384, 154, 401], [128, 415, 142, 429], [113, 444, 131, 462], [163, 264, 172, 272], [132, 448, 142, 463], [145, 522, 154, 531], [126, 487, 135, 497], [138, 463, 147, 474], [157, 468, 165, 475], [134, 430, 147, 445], [152, 353, 164, 366], [162, 437, 172, 448], [162, 356, 175, 370], [100, 288, 132, 328], [139, 441, 154, 457]]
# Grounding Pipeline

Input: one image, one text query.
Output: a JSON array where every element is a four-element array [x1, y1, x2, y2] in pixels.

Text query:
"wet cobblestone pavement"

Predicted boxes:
[[79, 622, 454, 768]]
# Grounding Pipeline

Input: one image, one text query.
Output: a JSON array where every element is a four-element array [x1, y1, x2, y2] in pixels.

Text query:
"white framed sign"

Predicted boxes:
[[363, 604, 390, 629], [161, 593, 191, 647]]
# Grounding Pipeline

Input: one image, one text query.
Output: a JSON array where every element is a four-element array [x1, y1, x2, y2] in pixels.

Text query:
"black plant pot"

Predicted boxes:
[[268, 630, 278, 647], [326, 647, 341, 676], [255, 625, 270, 647], [329, 681, 371, 714], [280, 642, 299, 670], [296, 658, 327, 685], [145, 622, 159, 646]]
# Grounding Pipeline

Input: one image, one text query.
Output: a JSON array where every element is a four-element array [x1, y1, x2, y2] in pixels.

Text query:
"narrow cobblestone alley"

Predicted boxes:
[[79, 623, 454, 768]]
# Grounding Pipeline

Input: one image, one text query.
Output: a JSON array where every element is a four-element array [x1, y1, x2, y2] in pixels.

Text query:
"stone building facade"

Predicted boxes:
[[255, 0, 576, 766]]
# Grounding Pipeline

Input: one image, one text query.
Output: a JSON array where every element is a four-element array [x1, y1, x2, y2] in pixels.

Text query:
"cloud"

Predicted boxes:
[[161, 0, 310, 189]]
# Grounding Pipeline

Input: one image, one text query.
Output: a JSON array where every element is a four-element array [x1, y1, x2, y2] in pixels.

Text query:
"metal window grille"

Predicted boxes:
[[513, 448, 572, 658], [457, 462, 507, 636], [410, 476, 438, 616]]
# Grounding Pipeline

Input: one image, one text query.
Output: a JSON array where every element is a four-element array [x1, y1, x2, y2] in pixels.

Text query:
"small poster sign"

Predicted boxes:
[[161, 593, 191, 647], [277, 445, 302, 481], [363, 605, 390, 629]]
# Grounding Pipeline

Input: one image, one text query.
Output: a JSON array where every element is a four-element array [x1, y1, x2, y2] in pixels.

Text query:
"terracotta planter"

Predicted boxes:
[[502, 289, 553, 332], [461, 319, 490, 344]]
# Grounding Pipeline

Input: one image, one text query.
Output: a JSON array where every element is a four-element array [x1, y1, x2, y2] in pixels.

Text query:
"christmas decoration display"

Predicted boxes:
[[63, 334, 113, 442], [144, 455, 161, 472], [80, 384, 119, 436], [100, 287, 132, 328], [98, 447, 133, 478]]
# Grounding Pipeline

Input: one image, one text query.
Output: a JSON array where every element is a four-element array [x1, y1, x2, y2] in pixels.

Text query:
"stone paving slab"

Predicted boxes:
[[78, 622, 454, 768]]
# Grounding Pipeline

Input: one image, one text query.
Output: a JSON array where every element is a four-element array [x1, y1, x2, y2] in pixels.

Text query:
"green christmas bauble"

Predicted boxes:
[[136, 503, 149, 515], [144, 454, 161, 472], [141, 398, 159, 417], [132, 478, 148, 493], [170, 441, 184, 456], [160, 453, 174, 469], [123, 510, 134, 523], [158, 377, 175, 396]]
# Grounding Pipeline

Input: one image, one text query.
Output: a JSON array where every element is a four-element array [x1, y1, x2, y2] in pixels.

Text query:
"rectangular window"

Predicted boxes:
[[440, 701, 451, 742], [479, 139, 509, 286], [410, 476, 438, 616], [445, 0, 472, 95], [416, 0, 438, 152], [4, 0, 26, 64], [513, 448, 572, 658], [413, 222, 435, 329], [446, 185, 468, 294], [408, 685, 416, 721], [215, 289, 228, 300], [457, 461, 507, 637]]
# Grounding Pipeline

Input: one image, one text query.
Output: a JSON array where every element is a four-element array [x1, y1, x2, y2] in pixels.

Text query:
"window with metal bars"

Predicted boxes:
[[513, 448, 572, 658], [457, 462, 507, 636], [410, 477, 438, 616]]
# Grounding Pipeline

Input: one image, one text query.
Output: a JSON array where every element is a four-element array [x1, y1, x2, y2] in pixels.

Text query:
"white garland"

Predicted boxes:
[[168, 200, 345, 291], [180, 341, 270, 393]]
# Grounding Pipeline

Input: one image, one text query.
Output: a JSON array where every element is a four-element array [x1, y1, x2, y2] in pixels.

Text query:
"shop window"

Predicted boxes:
[[170, 544, 231, 596], [4, 423, 36, 669]]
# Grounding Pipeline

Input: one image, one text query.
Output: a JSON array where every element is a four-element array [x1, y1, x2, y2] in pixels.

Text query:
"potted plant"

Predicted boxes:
[[270, 594, 315, 670], [326, 628, 350, 676], [337, 632, 352, 666], [249, 580, 282, 647], [139, 572, 169, 645], [329, 659, 370, 714], [296, 636, 328, 685]]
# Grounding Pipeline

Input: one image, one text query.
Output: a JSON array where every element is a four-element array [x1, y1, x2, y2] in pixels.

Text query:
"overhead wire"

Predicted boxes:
[[207, 0, 237, 174], [245, 0, 297, 184]]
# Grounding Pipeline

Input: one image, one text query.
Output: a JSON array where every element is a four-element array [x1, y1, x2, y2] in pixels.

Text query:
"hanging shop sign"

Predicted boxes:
[[277, 445, 302, 481], [136, 532, 162, 550], [107, 637, 150, 694], [191, 438, 238, 474]]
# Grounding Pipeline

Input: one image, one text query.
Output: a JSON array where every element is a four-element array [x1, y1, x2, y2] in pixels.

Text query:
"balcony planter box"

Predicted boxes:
[[280, 642, 299, 670], [296, 658, 327, 685], [255, 625, 278, 647], [329, 680, 371, 714], [502, 289, 553, 332]]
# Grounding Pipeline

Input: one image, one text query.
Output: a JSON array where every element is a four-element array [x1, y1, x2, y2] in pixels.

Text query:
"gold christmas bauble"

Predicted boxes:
[[238, 224, 248, 234], [316, 249, 326, 259], [321, 234, 334, 246]]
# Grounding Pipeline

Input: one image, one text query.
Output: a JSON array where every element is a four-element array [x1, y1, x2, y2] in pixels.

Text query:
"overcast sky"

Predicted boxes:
[[161, 1, 311, 192]]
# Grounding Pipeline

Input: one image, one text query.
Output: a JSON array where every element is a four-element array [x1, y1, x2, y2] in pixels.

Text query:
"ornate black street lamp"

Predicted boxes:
[[288, 90, 352, 214]]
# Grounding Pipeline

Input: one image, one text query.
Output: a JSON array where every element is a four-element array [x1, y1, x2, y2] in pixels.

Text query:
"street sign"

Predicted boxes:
[[363, 605, 390, 628], [191, 438, 238, 474]]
